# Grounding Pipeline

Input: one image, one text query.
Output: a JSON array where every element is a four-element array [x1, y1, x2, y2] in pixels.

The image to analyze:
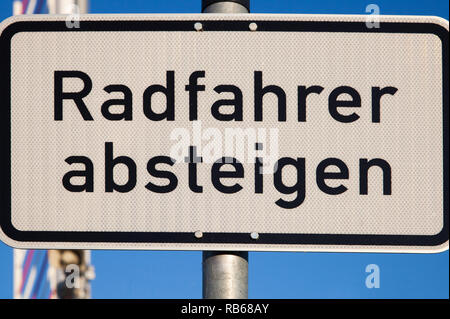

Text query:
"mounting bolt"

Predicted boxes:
[[195, 230, 203, 238], [249, 22, 258, 31], [250, 232, 259, 240], [194, 22, 203, 31]]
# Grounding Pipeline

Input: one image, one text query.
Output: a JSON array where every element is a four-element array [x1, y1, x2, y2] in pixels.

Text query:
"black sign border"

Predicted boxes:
[[0, 19, 448, 247]]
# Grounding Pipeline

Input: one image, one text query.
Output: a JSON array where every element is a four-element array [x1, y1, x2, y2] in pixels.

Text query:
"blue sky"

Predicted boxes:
[[0, 0, 449, 299]]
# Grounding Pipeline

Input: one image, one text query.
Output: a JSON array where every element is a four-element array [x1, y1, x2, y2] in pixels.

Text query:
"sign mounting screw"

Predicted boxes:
[[194, 22, 203, 31], [250, 232, 259, 240], [195, 230, 203, 239]]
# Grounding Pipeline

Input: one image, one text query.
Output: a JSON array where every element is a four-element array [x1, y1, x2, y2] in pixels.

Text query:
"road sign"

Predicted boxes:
[[0, 14, 448, 252]]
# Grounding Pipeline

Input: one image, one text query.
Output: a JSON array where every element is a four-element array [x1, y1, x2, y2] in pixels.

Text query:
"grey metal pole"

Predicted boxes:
[[203, 252, 248, 299], [202, 0, 249, 13], [201, 0, 250, 299], [48, 0, 88, 14]]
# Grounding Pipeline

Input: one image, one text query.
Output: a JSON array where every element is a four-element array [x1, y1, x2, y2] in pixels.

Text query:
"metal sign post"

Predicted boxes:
[[201, 0, 250, 299], [202, 0, 249, 13]]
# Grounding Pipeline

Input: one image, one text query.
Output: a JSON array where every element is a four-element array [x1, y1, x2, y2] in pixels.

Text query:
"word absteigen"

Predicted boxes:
[[56, 70, 397, 209]]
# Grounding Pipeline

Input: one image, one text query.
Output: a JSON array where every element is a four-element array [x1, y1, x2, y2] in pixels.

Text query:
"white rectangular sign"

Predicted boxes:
[[0, 14, 448, 252]]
